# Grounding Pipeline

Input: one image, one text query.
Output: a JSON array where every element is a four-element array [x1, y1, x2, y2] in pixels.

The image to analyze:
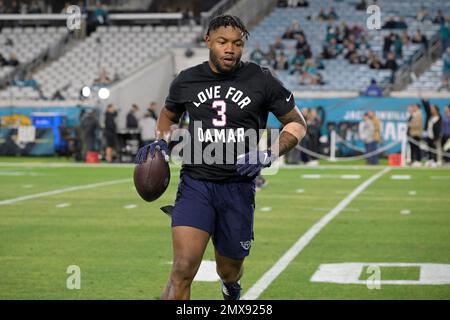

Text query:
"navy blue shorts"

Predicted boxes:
[[172, 174, 256, 260]]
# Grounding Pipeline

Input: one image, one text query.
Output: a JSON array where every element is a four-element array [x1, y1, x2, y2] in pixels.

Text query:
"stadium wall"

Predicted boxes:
[[268, 97, 450, 153], [109, 53, 175, 129]]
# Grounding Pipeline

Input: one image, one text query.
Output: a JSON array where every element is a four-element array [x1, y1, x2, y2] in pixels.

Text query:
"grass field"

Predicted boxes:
[[1, 159, 449, 300]]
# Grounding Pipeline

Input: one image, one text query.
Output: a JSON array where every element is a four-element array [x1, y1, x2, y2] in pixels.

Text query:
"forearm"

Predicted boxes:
[[272, 122, 307, 156], [156, 107, 182, 141], [271, 108, 307, 157]]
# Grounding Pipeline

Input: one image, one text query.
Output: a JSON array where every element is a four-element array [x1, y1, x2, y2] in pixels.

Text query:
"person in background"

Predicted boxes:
[[359, 112, 376, 165], [104, 104, 118, 163], [138, 112, 157, 147], [407, 104, 423, 166], [440, 47, 450, 91], [368, 110, 381, 165], [364, 79, 383, 97], [441, 105, 450, 164], [148, 102, 159, 120], [126, 104, 139, 129], [306, 108, 321, 166], [249, 42, 265, 65], [80, 109, 100, 159], [439, 18, 450, 54], [273, 51, 289, 70], [422, 99, 442, 166]]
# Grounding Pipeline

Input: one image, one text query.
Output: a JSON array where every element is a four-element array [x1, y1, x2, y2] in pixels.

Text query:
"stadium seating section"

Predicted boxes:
[[0, 0, 448, 100], [0, 24, 202, 100], [245, 0, 446, 92]]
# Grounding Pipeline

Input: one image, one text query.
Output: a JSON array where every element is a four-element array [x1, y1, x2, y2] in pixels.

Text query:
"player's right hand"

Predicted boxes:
[[135, 139, 169, 164]]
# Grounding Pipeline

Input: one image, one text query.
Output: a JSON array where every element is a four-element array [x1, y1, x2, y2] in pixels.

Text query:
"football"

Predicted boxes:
[[133, 149, 170, 202]]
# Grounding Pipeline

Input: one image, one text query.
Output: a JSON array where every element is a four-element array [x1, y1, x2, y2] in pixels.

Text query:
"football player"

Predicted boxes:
[[135, 15, 307, 300]]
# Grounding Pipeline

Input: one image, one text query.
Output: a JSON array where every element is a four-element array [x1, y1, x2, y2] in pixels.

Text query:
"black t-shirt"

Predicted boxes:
[[165, 61, 295, 182]]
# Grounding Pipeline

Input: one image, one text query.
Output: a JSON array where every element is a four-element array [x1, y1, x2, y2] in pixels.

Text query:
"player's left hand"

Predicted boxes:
[[236, 150, 276, 177]]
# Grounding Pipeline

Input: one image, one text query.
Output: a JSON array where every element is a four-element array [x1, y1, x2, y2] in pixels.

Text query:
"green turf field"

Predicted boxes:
[[0, 160, 449, 299]]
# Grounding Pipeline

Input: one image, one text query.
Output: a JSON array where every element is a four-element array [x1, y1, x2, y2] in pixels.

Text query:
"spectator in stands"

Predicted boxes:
[[412, 29, 428, 49], [383, 17, 398, 29], [442, 105, 450, 164], [344, 42, 359, 64], [295, 34, 309, 52], [364, 79, 383, 97], [273, 51, 289, 70], [439, 18, 450, 53], [290, 49, 306, 75], [250, 43, 266, 65], [61, 2, 70, 13], [297, 0, 309, 7], [440, 48, 450, 91], [104, 103, 118, 163], [382, 33, 395, 59], [317, 7, 327, 21], [416, 6, 431, 23], [397, 17, 408, 30], [383, 16, 408, 30], [5, 53, 19, 66], [0, 0, 5, 14], [273, 36, 285, 50], [28, 0, 42, 14], [325, 25, 338, 43], [359, 112, 376, 165], [385, 50, 398, 71], [8, 0, 20, 13], [407, 104, 423, 166], [300, 58, 323, 85], [322, 38, 341, 59], [94, 68, 112, 85], [393, 34, 403, 59], [422, 99, 441, 166], [282, 20, 305, 39], [126, 104, 139, 129], [355, 0, 366, 11], [328, 7, 339, 21], [265, 45, 277, 67], [433, 9, 446, 25], [369, 52, 383, 69], [93, 2, 110, 26], [340, 22, 350, 42], [138, 112, 157, 147], [401, 30, 411, 46]]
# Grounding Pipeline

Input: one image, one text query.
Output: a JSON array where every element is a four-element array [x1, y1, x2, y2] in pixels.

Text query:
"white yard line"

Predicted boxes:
[[0, 178, 132, 206], [242, 167, 391, 300]]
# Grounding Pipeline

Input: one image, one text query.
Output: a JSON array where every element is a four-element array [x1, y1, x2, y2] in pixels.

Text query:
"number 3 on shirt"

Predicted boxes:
[[212, 100, 226, 127]]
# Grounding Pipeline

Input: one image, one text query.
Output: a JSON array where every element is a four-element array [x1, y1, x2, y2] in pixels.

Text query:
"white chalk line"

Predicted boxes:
[[0, 178, 132, 206], [242, 167, 391, 300]]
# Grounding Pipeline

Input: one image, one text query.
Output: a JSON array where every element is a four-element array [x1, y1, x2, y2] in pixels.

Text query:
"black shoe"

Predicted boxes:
[[221, 280, 241, 300]]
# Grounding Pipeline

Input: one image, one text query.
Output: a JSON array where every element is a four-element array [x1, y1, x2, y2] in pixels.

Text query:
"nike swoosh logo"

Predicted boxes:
[[263, 152, 268, 163], [193, 102, 201, 107], [286, 94, 293, 102]]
